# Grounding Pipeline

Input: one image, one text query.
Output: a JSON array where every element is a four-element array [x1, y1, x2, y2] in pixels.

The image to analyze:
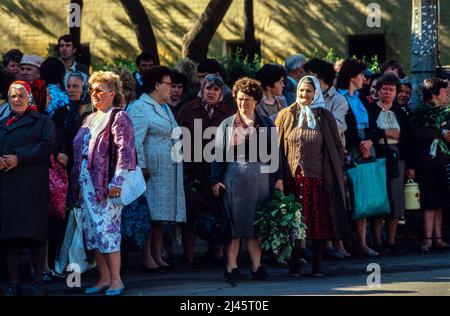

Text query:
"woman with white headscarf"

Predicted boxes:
[[275, 76, 350, 277]]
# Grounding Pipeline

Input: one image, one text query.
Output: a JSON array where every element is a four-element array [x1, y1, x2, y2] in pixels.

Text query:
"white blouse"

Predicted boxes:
[[376, 109, 400, 144]]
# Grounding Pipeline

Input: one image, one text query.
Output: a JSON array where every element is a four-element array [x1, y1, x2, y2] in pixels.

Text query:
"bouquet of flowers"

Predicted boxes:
[[410, 102, 450, 155], [254, 190, 307, 261]]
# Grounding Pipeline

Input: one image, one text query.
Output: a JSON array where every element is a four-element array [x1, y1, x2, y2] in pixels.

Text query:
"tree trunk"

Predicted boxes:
[[244, 0, 257, 61], [410, 0, 439, 106], [119, 0, 160, 65], [69, 0, 82, 45], [182, 0, 233, 63]]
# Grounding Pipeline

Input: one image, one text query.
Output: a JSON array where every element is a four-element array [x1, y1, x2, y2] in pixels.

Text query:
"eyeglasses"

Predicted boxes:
[[89, 88, 113, 95], [159, 81, 172, 86]]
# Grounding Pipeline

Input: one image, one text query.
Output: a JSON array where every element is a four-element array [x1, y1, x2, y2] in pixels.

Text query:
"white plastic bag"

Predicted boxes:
[[54, 207, 96, 276]]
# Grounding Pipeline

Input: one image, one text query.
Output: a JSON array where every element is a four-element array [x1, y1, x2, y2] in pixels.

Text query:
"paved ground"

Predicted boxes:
[[3, 249, 449, 296]]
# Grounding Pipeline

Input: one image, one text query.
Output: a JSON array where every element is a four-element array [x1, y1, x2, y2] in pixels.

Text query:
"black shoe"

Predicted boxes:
[[4, 282, 21, 296], [300, 248, 313, 261], [384, 243, 405, 255], [142, 265, 159, 274], [288, 265, 301, 277], [42, 272, 53, 284], [224, 268, 245, 282], [31, 282, 46, 296], [251, 266, 268, 280]]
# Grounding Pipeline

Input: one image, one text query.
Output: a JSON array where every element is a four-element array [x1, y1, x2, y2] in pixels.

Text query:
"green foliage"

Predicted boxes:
[[46, 44, 59, 59], [217, 48, 261, 87], [410, 102, 450, 155], [324, 48, 338, 64], [368, 55, 380, 73], [320, 48, 380, 73], [93, 56, 136, 73], [254, 190, 307, 261]]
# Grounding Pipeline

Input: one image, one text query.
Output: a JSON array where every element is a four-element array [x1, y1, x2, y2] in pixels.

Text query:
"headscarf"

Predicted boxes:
[[65, 71, 90, 105], [296, 75, 325, 129], [197, 74, 224, 103], [6, 80, 37, 126], [63, 71, 91, 132]]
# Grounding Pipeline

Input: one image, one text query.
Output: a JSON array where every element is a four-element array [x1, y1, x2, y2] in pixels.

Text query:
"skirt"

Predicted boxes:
[[415, 164, 450, 210], [288, 167, 332, 240], [223, 161, 271, 239], [385, 144, 406, 218]]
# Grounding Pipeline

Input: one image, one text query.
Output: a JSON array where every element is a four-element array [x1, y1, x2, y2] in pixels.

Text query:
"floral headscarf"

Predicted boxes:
[[296, 75, 325, 129]]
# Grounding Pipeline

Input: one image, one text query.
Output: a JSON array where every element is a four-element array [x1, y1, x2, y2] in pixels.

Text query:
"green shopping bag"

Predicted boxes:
[[346, 157, 391, 220]]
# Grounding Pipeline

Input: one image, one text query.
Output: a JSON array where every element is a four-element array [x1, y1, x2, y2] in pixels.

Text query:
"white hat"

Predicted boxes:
[[20, 55, 43, 68]]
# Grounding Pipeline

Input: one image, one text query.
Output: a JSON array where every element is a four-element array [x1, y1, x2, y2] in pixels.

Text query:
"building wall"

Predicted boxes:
[[0, 0, 448, 72]]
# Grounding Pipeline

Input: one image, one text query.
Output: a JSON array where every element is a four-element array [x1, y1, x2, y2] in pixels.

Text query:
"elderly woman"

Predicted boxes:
[[0, 81, 55, 296], [366, 73, 415, 254], [127, 66, 186, 272], [53, 71, 91, 176], [275, 76, 350, 276], [177, 74, 235, 265], [211, 77, 283, 281], [336, 58, 378, 257], [410, 78, 450, 251], [72, 71, 136, 296]]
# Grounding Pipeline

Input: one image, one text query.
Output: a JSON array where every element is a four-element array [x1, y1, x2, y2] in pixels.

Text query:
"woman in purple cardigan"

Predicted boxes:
[[72, 71, 136, 296]]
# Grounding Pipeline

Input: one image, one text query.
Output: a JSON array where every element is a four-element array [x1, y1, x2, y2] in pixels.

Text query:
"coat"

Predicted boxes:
[[365, 102, 415, 169], [72, 110, 137, 204], [176, 98, 235, 197], [275, 104, 351, 240], [210, 112, 284, 190], [0, 111, 55, 242], [127, 93, 186, 222]]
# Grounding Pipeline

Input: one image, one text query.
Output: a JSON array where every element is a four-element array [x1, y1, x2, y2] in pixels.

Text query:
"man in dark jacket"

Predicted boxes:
[[58, 34, 89, 77]]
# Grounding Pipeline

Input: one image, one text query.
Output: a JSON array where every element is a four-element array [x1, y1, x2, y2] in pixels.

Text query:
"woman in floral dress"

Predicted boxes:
[[72, 71, 136, 295]]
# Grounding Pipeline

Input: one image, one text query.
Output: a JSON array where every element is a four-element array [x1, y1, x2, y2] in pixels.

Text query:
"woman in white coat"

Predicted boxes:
[[127, 66, 186, 271]]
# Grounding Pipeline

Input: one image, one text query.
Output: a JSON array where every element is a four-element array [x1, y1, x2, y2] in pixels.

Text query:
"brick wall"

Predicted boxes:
[[0, 0, 448, 72]]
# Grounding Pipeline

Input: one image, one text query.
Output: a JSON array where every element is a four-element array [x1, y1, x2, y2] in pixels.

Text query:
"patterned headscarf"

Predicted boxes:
[[6, 80, 37, 126], [296, 75, 325, 129]]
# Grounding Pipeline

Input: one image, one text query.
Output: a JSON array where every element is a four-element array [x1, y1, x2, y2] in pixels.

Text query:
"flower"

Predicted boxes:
[[254, 190, 307, 261]]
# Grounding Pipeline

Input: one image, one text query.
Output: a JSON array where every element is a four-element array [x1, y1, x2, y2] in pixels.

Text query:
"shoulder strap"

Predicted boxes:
[[108, 108, 121, 183]]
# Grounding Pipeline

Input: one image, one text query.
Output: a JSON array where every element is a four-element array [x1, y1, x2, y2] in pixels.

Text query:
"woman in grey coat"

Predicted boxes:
[[127, 66, 186, 271]]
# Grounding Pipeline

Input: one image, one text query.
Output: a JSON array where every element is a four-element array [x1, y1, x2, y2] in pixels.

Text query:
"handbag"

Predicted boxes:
[[54, 207, 96, 276], [377, 134, 400, 179], [194, 189, 232, 245], [108, 109, 146, 206], [346, 157, 391, 220], [48, 155, 69, 219], [109, 166, 146, 206]]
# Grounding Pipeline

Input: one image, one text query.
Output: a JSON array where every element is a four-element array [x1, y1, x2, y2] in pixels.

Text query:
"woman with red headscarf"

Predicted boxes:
[[0, 81, 55, 296]]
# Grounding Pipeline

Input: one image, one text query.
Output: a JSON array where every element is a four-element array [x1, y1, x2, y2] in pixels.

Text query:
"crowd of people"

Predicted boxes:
[[0, 34, 449, 296]]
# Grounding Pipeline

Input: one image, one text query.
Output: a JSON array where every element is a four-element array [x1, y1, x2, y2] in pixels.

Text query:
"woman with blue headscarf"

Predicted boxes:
[[275, 75, 350, 277]]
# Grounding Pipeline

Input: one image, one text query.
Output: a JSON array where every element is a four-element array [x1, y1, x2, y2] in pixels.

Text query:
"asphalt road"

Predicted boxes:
[[6, 250, 449, 296]]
